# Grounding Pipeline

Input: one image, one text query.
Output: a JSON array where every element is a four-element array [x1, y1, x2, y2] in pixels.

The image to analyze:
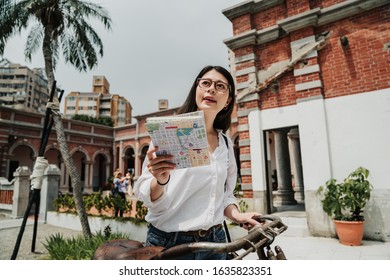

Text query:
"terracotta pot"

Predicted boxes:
[[333, 220, 364, 246]]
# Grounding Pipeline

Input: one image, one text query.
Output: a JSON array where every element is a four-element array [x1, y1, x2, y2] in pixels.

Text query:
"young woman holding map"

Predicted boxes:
[[134, 65, 261, 260]]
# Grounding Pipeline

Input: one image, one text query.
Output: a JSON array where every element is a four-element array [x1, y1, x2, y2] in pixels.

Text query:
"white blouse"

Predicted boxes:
[[134, 131, 238, 232]]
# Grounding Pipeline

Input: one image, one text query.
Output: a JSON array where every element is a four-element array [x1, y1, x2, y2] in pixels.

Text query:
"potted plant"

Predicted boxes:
[[317, 167, 373, 246]]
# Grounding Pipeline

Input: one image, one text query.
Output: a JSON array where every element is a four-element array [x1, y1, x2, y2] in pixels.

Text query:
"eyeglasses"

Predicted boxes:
[[197, 78, 230, 93]]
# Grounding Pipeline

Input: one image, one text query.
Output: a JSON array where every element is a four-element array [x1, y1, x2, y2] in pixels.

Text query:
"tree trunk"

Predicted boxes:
[[51, 113, 92, 238], [43, 27, 92, 238]]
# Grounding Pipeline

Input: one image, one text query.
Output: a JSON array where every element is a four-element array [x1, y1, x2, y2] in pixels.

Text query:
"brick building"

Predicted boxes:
[[223, 0, 390, 240], [0, 107, 113, 194]]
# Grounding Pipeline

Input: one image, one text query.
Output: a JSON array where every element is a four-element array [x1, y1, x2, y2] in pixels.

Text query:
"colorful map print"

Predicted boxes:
[[146, 111, 210, 169]]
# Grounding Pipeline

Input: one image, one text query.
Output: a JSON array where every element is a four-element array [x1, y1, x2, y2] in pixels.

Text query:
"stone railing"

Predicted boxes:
[[0, 165, 60, 221]]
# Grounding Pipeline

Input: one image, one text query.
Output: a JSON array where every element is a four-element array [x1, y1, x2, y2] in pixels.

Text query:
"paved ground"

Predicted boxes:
[[1, 213, 390, 260], [0, 217, 82, 260]]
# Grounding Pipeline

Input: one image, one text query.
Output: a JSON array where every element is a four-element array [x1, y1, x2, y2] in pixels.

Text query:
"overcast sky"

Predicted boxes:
[[2, 0, 243, 116]]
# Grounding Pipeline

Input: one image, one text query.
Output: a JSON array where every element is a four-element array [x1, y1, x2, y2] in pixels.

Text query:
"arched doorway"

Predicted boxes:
[[8, 144, 35, 181], [124, 147, 135, 174], [45, 148, 62, 168], [92, 153, 108, 192], [264, 127, 304, 213], [138, 145, 149, 176]]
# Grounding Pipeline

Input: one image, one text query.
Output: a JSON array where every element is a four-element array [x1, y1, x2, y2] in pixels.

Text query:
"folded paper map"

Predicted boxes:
[[146, 111, 210, 169]]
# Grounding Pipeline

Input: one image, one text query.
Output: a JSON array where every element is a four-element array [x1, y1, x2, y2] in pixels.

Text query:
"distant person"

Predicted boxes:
[[134, 65, 261, 259]]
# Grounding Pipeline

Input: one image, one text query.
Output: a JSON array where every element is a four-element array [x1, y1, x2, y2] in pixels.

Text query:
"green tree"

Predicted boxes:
[[0, 0, 112, 238], [72, 114, 114, 127]]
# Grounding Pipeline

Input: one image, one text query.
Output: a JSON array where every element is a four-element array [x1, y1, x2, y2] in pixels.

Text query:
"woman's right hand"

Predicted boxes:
[[146, 146, 176, 184]]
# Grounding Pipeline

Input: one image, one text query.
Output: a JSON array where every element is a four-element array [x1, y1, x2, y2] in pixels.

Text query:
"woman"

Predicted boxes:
[[134, 65, 260, 259]]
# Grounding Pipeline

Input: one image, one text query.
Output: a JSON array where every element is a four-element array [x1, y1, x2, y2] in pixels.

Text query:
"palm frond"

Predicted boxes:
[[68, 37, 88, 72], [68, 0, 112, 30], [24, 23, 44, 61], [0, 0, 38, 55]]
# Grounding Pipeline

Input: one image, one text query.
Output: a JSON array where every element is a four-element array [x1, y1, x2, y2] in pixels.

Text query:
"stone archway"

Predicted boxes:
[[137, 144, 149, 176], [45, 147, 62, 167], [66, 147, 90, 193], [92, 153, 108, 192], [91, 149, 112, 192], [7, 142, 37, 181], [123, 146, 135, 174]]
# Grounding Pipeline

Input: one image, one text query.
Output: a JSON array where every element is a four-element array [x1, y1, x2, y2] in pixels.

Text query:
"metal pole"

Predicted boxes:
[[31, 88, 63, 252], [10, 81, 57, 260]]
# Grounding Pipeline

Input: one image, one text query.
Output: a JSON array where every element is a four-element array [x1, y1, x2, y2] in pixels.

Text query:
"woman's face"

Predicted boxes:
[[195, 69, 231, 114]]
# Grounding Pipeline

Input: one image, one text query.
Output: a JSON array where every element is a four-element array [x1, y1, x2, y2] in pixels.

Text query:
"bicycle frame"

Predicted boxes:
[[93, 215, 288, 260]]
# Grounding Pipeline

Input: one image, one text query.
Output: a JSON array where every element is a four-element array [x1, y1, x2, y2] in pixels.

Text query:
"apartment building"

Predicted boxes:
[[0, 58, 49, 114], [64, 76, 132, 127]]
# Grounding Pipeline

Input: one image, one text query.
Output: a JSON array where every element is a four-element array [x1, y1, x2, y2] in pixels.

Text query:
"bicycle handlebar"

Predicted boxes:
[[151, 215, 288, 260]]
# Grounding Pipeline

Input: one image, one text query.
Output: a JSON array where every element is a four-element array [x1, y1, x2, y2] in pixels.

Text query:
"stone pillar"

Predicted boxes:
[[84, 160, 92, 193], [12, 166, 31, 218], [39, 165, 60, 222], [288, 128, 305, 203], [273, 130, 297, 206], [135, 141, 140, 177], [119, 140, 124, 172], [105, 162, 110, 181], [59, 160, 66, 193], [64, 165, 70, 192]]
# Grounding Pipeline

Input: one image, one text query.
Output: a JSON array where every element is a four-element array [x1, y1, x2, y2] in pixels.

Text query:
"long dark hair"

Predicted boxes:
[[177, 65, 235, 133]]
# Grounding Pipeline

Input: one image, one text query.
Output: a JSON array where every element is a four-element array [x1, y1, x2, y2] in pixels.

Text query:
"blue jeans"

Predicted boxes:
[[146, 224, 227, 260]]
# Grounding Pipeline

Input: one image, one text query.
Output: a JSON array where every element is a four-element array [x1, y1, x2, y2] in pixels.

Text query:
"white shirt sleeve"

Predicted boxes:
[[133, 143, 170, 213]]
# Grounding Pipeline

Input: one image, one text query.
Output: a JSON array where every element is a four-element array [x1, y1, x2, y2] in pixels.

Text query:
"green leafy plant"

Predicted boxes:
[[44, 230, 130, 260], [54, 193, 76, 213], [238, 199, 249, 213], [135, 200, 148, 222], [317, 167, 373, 221], [53, 192, 135, 220]]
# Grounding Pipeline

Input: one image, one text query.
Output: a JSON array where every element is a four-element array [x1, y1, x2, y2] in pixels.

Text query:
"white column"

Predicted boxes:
[[273, 129, 296, 206], [288, 128, 305, 203]]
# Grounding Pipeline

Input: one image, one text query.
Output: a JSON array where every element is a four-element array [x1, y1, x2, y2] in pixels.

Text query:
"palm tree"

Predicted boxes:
[[0, 0, 112, 238]]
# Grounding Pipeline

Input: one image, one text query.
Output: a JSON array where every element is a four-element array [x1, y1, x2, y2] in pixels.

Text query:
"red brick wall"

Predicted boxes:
[[229, 0, 389, 191], [0, 190, 13, 204], [318, 7, 390, 98], [234, 3, 389, 109], [232, 14, 252, 35], [255, 38, 291, 70], [310, 0, 346, 9], [286, 0, 310, 16], [13, 113, 41, 124], [253, 5, 286, 30]]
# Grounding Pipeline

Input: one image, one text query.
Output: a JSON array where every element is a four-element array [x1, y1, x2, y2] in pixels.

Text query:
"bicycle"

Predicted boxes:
[[94, 215, 288, 260]]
